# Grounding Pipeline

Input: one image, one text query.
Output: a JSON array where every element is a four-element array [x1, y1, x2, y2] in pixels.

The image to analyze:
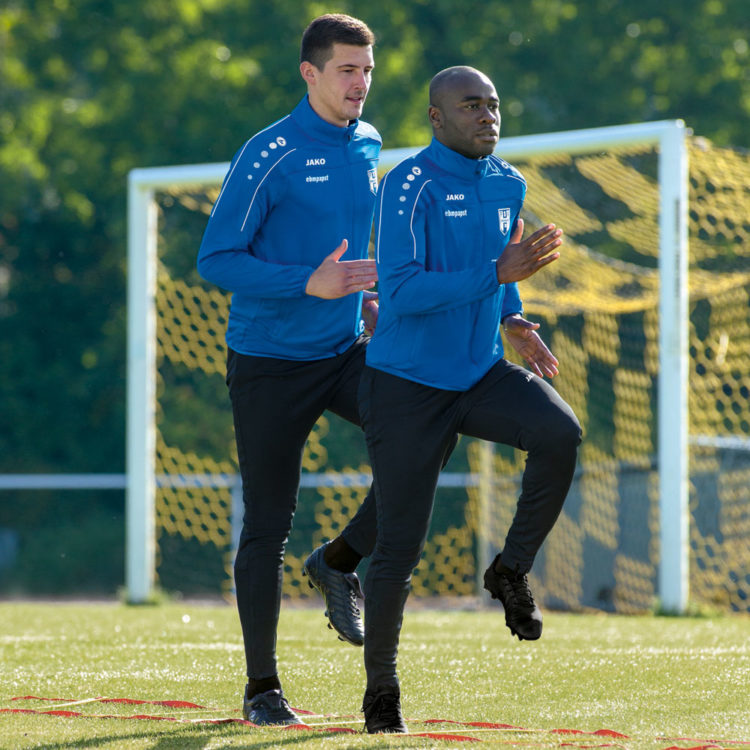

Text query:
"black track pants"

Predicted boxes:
[[227, 338, 378, 680], [357, 359, 582, 690]]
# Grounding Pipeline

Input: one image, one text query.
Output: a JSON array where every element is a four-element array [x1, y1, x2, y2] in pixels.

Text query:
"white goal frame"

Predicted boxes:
[[127, 119, 689, 610]]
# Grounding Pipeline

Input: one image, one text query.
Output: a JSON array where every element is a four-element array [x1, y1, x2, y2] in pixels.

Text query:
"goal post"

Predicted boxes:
[[655, 123, 690, 613], [126, 121, 691, 608], [126, 163, 231, 603]]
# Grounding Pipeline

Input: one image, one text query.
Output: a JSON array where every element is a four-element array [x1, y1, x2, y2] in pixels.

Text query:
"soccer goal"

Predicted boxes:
[[127, 120, 750, 613]]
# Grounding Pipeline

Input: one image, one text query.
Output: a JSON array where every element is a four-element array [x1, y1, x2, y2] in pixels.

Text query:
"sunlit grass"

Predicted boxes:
[[2, 602, 749, 749]]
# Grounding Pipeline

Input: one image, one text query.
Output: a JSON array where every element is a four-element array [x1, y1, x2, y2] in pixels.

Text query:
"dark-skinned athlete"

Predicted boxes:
[[357, 66, 582, 733]]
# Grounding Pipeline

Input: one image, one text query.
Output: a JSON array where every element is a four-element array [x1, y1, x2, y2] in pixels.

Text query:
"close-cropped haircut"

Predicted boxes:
[[300, 14, 375, 70], [429, 66, 483, 108]]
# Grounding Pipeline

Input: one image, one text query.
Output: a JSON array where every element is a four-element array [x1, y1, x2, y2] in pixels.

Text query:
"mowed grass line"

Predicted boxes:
[[1, 602, 748, 749]]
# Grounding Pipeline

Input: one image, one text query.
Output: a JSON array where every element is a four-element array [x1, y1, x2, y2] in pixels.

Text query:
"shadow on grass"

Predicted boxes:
[[37, 724, 396, 750]]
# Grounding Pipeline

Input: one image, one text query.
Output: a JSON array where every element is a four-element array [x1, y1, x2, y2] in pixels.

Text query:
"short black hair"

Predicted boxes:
[[300, 14, 375, 70]]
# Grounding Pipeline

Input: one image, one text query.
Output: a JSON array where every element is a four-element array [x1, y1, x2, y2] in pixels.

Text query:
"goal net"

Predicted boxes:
[[127, 121, 750, 613]]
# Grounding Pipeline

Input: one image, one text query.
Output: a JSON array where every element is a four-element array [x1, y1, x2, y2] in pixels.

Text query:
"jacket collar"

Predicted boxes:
[[291, 95, 358, 146], [425, 137, 491, 180]]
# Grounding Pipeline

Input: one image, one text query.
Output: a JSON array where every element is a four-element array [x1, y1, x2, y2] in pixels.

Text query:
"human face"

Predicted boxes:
[[301, 43, 374, 127], [429, 73, 501, 159]]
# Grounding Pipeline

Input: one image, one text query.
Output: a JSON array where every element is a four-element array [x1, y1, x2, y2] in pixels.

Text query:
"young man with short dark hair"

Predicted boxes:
[[198, 13, 381, 725]]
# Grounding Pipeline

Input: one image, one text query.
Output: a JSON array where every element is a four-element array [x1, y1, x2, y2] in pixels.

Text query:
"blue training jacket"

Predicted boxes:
[[197, 96, 381, 360], [367, 137, 526, 391]]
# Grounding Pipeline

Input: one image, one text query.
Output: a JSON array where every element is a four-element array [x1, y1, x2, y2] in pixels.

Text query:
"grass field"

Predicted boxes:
[[2, 601, 749, 749]]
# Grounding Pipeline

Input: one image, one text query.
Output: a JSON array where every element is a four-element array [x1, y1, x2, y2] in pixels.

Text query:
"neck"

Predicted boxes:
[[307, 93, 348, 128]]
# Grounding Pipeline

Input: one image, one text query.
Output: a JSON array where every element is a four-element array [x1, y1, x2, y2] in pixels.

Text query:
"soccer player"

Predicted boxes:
[[357, 66, 582, 733], [197, 14, 382, 726]]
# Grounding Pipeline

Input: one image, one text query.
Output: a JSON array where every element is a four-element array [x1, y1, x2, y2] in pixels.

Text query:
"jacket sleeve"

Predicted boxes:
[[196, 139, 313, 298], [500, 282, 523, 319], [499, 216, 524, 318], [375, 170, 500, 316]]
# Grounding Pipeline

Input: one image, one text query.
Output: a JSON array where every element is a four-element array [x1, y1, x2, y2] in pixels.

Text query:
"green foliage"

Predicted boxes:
[[0, 0, 748, 479]]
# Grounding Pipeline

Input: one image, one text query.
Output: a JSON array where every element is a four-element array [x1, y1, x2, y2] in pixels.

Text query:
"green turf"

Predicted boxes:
[[1, 602, 748, 749]]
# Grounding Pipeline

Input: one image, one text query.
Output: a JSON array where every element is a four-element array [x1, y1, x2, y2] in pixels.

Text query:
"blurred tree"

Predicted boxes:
[[0, 0, 747, 475], [361, 0, 750, 144]]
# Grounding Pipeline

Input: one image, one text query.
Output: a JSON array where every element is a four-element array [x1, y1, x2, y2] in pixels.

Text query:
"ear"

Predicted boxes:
[[300, 60, 317, 86], [428, 105, 442, 129]]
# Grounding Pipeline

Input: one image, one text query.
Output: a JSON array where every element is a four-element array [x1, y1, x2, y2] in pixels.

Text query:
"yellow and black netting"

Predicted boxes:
[[152, 136, 750, 612]]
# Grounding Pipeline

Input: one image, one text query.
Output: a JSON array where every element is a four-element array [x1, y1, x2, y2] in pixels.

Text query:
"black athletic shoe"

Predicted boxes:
[[483, 554, 543, 641], [303, 543, 364, 646], [242, 687, 302, 726], [362, 685, 408, 734]]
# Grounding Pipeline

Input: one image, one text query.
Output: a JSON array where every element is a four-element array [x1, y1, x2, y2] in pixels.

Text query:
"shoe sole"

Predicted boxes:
[[244, 715, 303, 726], [303, 569, 364, 646], [366, 725, 409, 734], [483, 571, 542, 641]]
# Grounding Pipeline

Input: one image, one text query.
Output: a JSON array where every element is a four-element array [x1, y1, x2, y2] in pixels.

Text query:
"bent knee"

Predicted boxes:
[[533, 408, 582, 454], [558, 410, 582, 447]]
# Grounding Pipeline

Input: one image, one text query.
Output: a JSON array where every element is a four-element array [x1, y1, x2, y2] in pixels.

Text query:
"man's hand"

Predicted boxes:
[[362, 291, 379, 335], [502, 314, 559, 378], [305, 239, 378, 299], [496, 220, 562, 284]]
